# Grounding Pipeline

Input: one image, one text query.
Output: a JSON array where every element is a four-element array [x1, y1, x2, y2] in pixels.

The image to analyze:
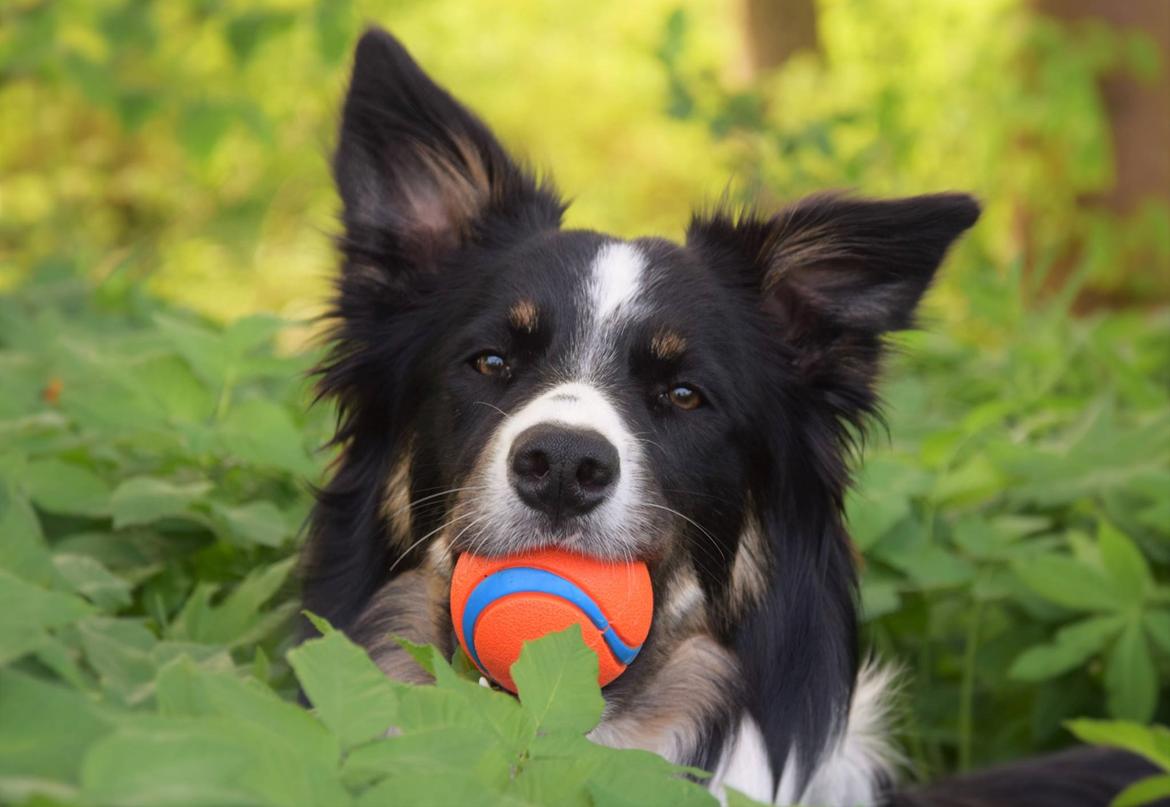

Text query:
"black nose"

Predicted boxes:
[[508, 425, 620, 520]]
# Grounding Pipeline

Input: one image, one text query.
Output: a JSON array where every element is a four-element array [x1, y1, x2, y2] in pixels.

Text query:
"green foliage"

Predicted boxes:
[[0, 278, 750, 806], [14, 619, 719, 807], [2, 0, 1168, 802]]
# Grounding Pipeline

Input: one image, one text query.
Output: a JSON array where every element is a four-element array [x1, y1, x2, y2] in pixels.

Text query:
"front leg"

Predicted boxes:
[[589, 633, 739, 765], [350, 568, 452, 684]]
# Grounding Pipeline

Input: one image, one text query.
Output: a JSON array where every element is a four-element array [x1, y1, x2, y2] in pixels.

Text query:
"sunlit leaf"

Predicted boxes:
[[511, 626, 605, 735], [1104, 621, 1158, 723]]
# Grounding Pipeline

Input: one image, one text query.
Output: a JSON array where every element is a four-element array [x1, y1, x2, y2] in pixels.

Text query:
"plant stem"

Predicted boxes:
[[958, 598, 984, 772]]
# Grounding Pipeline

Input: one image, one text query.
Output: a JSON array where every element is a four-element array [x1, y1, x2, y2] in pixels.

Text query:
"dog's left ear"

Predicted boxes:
[[334, 28, 563, 272], [689, 192, 980, 349]]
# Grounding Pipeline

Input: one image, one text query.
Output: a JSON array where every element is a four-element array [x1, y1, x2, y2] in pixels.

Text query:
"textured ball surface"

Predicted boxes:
[[450, 548, 653, 692]]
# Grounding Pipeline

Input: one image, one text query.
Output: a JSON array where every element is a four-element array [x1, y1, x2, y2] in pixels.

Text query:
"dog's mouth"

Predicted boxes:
[[441, 489, 673, 564]]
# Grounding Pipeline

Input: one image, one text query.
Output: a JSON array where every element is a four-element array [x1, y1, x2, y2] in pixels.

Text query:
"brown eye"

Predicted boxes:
[[666, 384, 702, 411], [472, 352, 510, 378]]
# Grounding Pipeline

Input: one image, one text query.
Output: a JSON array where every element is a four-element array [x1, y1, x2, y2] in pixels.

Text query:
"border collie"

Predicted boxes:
[[302, 28, 1160, 806]]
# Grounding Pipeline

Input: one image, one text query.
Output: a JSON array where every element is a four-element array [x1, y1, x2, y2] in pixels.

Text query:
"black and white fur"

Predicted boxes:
[[301, 28, 1158, 806]]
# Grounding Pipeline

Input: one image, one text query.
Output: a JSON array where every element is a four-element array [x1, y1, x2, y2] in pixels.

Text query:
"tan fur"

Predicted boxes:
[[351, 568, 449, 685], [508, 299, 540, 333], [650, 328, 687, 360], [406, 136, 491, 240], [658, 562, 706, 628], [381, 449, 413, 547], [589, 635, 739, 763], [729, 511, 769, 611]]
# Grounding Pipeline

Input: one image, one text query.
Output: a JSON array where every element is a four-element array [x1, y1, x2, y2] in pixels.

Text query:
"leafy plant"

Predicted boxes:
[[2, 0, 1168, 802]]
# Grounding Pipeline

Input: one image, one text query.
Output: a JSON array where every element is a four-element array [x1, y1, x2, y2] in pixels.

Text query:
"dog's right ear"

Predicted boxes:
[[334, 28, 563, 274]]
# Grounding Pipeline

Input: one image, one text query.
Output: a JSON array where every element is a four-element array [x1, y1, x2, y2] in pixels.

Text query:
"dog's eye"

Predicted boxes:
[[472, 352, 511, 379], [662, 384, 702, 411]]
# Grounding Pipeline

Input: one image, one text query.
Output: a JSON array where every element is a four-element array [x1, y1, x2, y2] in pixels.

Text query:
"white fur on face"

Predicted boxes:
[[574, 241, 649, 379], [468, 380, 658, 558], [589, 241, 647, 322], [457, 241, 662, 559]]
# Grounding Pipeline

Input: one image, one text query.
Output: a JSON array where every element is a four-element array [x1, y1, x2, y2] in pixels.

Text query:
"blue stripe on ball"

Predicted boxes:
[[461, 566, 643, 676]]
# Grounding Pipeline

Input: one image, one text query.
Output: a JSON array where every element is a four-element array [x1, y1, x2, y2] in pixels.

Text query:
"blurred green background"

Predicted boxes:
[[3, 0, 1167, 324], [2, 0, 1169, 803]]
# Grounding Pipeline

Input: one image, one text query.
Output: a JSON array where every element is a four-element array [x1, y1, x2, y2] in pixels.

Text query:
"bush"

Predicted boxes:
[[2, 0, 1168, 805]]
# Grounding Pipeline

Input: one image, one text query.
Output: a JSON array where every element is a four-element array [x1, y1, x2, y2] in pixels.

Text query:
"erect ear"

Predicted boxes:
[[688, 193, 981, 341], [334, 28, 563, 271]]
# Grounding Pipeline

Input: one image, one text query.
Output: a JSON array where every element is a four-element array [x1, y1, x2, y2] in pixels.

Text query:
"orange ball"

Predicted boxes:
[[450, 547, 653, 693]]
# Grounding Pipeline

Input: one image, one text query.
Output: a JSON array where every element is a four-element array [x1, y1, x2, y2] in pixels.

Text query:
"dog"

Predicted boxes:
[[301, 28, 1161, 806]]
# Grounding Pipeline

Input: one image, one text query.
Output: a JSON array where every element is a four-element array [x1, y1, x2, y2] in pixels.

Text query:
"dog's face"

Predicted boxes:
[[416, 230, 762, 569], [309, 27, 978, 786]]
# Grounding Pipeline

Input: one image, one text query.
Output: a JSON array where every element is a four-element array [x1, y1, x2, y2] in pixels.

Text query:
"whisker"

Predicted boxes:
[[640, 502, 729, 563], [386, 510, 477, 576], [386, 485, 487, 517], [627, 432, 666, 453], [454, 514, 492, 555], [472, 400, 511, 419]]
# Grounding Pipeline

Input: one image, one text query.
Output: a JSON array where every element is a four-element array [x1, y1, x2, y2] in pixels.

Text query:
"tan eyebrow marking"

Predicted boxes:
[[508, 299, 539, 333], [650, 329, 687, 360]]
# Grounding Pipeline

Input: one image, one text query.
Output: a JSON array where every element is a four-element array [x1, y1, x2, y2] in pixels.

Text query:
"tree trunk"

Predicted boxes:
[[1027, 0, 1170, 308], [740, 0, 820, 77], [1037, 0, 1170, 216]]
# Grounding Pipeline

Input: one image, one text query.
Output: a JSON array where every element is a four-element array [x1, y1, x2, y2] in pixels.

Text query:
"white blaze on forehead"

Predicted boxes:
[[588, 241, 647, 322], [575, 240, 649, 379]]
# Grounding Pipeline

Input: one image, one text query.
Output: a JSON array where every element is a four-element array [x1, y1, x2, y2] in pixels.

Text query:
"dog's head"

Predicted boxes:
[[307, 28, 978, 786]]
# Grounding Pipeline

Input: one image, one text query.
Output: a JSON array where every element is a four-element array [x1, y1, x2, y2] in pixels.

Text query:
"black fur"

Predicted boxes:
[[886, 747, 1170, 807]]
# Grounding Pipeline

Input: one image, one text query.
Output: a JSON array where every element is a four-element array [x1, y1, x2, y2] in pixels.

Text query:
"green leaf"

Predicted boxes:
[[77, 617, 159, 705], [53, 553, 133, 611], [1144, 611, 1170, 657], [172, 557, 295, 646], [315, 0, 355, 66], [1105, 621, 1158, 722], [1013, 554, 1120, 612], [580, 743, 716, 807], [136, 355, 215, 423], [0, 669, 114, 784], [81, 713, 351, 807], [930, 454, 1006, 506], [511, 625, 605, 735], [0, 480, 58, 586], [860, 578, 901, 620], [225, 11, 294, 63], [354, 765, 505, 807], [110, 476, 210, 529], [302, 610, 334, 636], [392, 635, 437, 678], [156, 656, 337, 762], [0, 569, 92, 665], [345, 727, 507, 799], [22, 459, 112, 517], [288, 629, 401, 749], [1098, 520, 1152, 605], [178, 102, 237, 162], [210, 500, 290, 547], [1009, 614, 1125, 681], [217, 398, 317, 476], [845, 489, 910, 551], [1066, 720, 1170, 771], [1113, 774, 1170, 807], [885, 542, 976, 589]]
